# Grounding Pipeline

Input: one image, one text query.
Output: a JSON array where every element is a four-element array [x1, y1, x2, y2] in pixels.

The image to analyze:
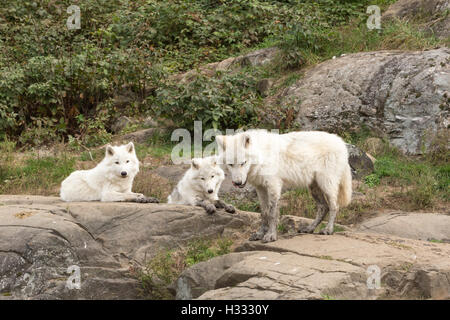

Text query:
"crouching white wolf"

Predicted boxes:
[[216, 130, 352, 242], [167, 156, 235, 214], [60, 142, 158, 203]]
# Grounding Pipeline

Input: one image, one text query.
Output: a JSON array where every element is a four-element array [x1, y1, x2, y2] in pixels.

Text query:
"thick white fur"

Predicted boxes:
[[167, 156, 225, 206], [216, 130, 352, 242], [60, 142, 145, 202]]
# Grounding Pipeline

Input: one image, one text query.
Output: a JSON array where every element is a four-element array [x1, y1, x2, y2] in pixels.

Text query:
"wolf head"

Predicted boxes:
[[190, 156, 224, 196], [103, 142, 139, 179], [215, 133, 253, 188]]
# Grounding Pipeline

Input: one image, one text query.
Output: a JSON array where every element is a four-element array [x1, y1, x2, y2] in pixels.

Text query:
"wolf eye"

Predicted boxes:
[[201, 177, 205, 180], [126, 160, 130, 163], [211, 175, 214, 178], [115, 161, 119, 165], [229, 164, 233, 167]]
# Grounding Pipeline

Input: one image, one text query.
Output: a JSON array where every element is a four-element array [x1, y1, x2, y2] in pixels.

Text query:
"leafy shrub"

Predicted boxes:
[[154, 71, 260, 130], [0, 0, 443, 146]]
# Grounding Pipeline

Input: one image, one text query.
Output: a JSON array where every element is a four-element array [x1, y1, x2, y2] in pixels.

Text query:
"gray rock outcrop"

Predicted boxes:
[[175, 229, 450, 300], [272, 48, 449, 154], [0, 195, 257, 299], [357, 212, 450, 242]]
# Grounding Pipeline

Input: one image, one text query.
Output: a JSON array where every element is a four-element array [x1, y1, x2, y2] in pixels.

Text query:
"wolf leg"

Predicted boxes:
[[319, 195, 338, 235], [316, 177, 339, 235], [249, 186, 269, 241], [214, 199, 236, 214], [101, 191, 133, 202], [196, 199, 216, 214], [298, 180, 329, 234], [101, 191, 158, 203], [262, 182, 282, 243]]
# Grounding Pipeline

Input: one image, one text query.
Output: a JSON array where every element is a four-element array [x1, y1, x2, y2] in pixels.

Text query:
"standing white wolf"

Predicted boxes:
[[60, 142, 158, 203], [167, 156, 235, 214], [216, 130, 352, 242]]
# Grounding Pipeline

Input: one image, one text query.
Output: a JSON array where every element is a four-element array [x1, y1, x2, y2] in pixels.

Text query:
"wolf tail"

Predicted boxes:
[[337, 163, 352, 208]]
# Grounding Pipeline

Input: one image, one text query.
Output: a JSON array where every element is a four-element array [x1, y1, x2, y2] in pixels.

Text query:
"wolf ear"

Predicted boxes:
[[191, 159, 200, 170], [215, 135, 226, 151], [242, 133, 250, 149], [106, 144, 115, 157], [126, 142, 135, 154]]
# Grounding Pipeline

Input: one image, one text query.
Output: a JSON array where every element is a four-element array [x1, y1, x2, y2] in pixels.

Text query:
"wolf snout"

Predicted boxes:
[[232, 181, 245, 188], [121, 171, 128, 177], [207, 189, 213, 194]]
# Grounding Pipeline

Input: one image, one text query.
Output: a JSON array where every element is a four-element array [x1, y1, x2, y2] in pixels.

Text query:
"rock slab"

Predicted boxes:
[[276, 48, 449, 154], [176, 230, 450, 299], [0, 195, 256, 299]]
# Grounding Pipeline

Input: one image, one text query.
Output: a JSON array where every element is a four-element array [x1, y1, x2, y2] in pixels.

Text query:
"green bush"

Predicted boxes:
[[154, 71, 260, 130], [364, 173, 380, 188], [0, 0, 442, 146]]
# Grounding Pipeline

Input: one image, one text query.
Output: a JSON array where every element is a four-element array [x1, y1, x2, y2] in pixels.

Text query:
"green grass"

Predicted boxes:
[[79, 149, 104, 162], [278, 16, 443, 68], [185, 238, 233, 267], [138, 237, 233, 299], [228, 198, 260, 213], [135, 141, 174, 161], [135, 131, 186, 161], [369, 154, 448, 208], [277, 223, 287, 234], [0, 138, 16, 183], [0, 155, 75, 195], [318, 223, 345, 233], [280, 188, 316, 218]]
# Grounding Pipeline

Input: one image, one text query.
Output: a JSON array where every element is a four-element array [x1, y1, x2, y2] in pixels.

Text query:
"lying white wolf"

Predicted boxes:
[[216, 130, 352, 242], [167, 156, 235, 214], [60, 142, 158, 203]]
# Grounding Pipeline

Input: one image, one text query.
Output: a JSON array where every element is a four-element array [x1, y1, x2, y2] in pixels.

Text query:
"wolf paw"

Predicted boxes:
[[205, 204, 216, 215], [224, 205, 236, 214], [135, 195, 159, 203], [134, 194, 146, 202], [262, 232, 277, 243], [318, 228, 333, 235], [146, 197, 160, 203]]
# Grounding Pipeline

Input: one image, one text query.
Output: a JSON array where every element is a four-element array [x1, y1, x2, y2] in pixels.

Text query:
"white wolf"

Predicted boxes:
[[167, 156, 235, 214], [60, 142, 158, 203], [216, 130, 352, 242]]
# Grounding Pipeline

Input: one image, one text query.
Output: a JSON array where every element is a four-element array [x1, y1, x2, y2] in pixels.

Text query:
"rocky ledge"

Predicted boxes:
[[0, 195, 257, 299]]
